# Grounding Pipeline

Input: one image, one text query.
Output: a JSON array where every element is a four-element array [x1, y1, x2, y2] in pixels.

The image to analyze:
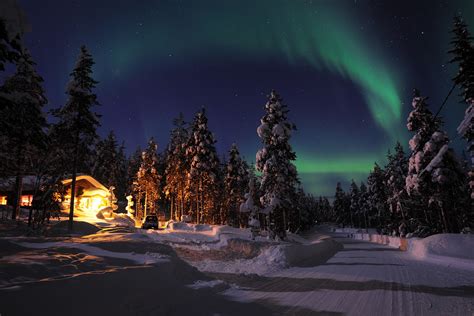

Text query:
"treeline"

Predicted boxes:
[[127, 91, 319, 239], [0, 17, 317, 236], [319, 16, 474, 237]]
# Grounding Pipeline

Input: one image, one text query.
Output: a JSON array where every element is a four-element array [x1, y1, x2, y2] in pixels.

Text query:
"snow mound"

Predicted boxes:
[[409, 233, 474, 261], [105, 213, 135, 227], [191, 237, 341, 275]]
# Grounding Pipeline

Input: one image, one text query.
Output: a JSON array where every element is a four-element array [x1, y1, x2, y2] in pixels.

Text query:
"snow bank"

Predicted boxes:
[[191, 244, 287, 275], [191, 236, 341, 275], [105, 213, 135, 227], [333, 227, 378, 234], [351, 232, 474, 270], [352, 233, 405, 249], [407, 234, 474, 270]]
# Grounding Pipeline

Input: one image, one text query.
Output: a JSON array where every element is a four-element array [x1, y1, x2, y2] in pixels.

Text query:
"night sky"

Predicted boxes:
[[15, 0, 474, 196]]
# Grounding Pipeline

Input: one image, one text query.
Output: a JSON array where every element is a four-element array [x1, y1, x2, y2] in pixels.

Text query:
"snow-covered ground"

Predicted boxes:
[[1, 220, 473, 315], [219, 231, 474, 315]]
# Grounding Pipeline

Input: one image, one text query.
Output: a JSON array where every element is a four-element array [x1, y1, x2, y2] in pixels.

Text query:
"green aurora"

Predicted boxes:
[[105, 0, 402, 139]]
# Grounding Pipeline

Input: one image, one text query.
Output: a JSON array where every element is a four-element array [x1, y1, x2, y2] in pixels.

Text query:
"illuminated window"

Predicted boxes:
[[20, 195, 33, 206], [0, 196, 7, 205]]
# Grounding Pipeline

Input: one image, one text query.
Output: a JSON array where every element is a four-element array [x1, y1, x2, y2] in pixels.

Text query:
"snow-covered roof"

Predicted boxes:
[[62, 175, 109, 192]]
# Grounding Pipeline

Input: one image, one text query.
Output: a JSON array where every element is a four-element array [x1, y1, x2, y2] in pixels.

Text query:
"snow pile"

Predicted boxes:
[[191, 244, 287, 275], [104, 213, 135, 227], [145, 222, 269, 246], [190, 236, 341, 275], [408, 233, 474, 265]]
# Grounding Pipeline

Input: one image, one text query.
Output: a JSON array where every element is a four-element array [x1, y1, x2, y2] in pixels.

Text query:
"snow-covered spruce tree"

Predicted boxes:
[[185, 109, 221, 224], [256, 90, 299, 239], [358, 182, 369, 229], [133, 138, 160, 220], [317, 196, 332, 222], [51, 45, 100, 230], [384, 142, 409, 234], [349, 180, 359, 227], [0, 50, 47, 219], [240, 173, 262, 238], [449, 15, 474, 201], [405, 90, 470, 233], [164, 113, 189, 221], [92, 131, 119, 190], [405, 90, 441, 234], [333, 182, 349, 227], [115, 142, 128, 202], [224, 143, 249, 227], [367, 162, 388, 232], [0, 17, 21, 73], [127, 146, 142, 195], [297, 189, 318, 231], [450, 15, 474, 104], [92, 132, 127, 202]]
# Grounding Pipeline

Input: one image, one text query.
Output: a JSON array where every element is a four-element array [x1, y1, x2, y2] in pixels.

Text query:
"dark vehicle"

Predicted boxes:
[[141, 215, 159, 230]]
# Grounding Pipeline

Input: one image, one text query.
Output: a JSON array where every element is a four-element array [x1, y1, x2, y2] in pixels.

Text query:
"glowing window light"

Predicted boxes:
[[20, 195, 33, 206], [0, 196, 7, 205]]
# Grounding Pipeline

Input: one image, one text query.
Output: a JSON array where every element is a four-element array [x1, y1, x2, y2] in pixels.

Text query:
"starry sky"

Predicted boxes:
[[15, 0, 474, 196]]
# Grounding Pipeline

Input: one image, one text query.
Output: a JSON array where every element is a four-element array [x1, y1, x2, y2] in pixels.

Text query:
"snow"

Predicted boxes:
[[220, 230, 474, 315], [187, 280, 224, 289], [12, 241, 169, 265], [350, 231, 474, 271], [407, 233, 474, 270], [423, 144, 448, 174]]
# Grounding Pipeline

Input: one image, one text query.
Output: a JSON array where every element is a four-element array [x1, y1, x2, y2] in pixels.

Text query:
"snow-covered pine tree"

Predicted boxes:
[[450, 15, 474, 104], [333, 182, 349, 227], [384, 142, 409, 234], [240, 173, 262, 238], [224, 143, 249, 227], [316, 196, 331, 222], [91, 132, 127, 202], [164, 113, 189, 221], [449, 15, 474, 201], [185, 109, 221, 224], [127, 146, 142, 195], [92, 131, 119, 190], [405, 90, 470, 234], [115, 142, 128, 202], [0, 17, 20, 72], [0, 50, 47, 219], [405, 90, 442, 233], [256, 90, 299, 240], [349, 180, 360, 228], [51, 45, 100, 230], [133, 138, 160, 220], [358, 182, 369, 229], [367, 162, 388, 232]]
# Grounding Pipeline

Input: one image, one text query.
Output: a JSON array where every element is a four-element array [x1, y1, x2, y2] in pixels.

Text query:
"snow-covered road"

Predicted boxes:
[[216, 232, 474, 315]]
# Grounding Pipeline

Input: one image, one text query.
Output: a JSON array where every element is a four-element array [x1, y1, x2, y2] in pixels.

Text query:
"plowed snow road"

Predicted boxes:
[[213, 232, 474, 315]]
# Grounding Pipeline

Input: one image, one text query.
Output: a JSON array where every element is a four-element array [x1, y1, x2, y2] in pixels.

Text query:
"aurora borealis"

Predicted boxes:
[[17, 0, 474, 196]]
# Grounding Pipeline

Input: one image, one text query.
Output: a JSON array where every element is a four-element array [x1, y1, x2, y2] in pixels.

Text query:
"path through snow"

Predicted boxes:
[[215, 231, 474, 315]]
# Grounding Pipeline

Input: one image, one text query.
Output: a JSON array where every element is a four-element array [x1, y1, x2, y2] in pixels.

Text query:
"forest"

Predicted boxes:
[[0, 15, 472, 240]]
